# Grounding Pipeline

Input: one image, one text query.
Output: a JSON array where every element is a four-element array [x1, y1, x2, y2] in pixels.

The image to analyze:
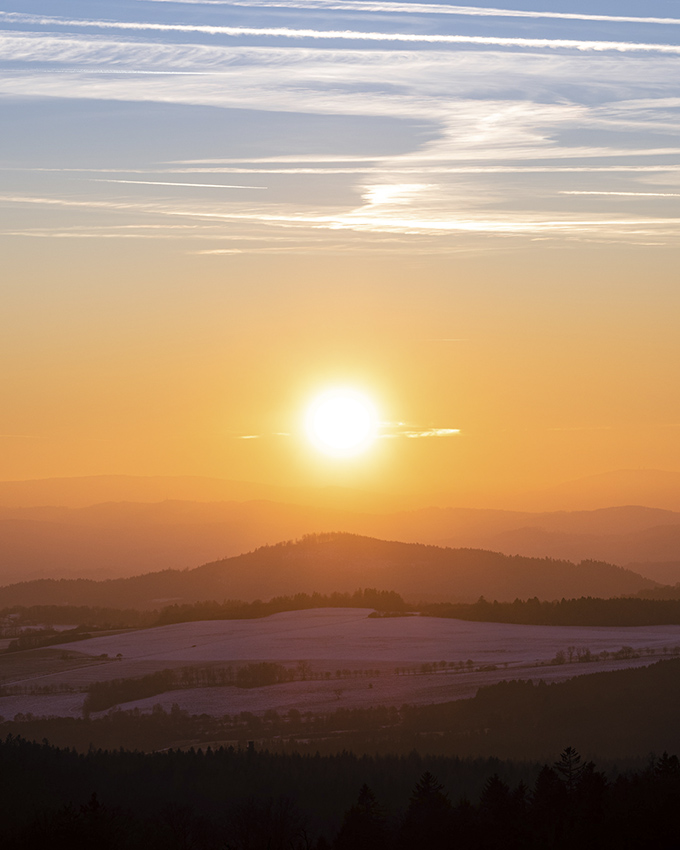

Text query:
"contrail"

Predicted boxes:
[[139, 0, 680, 28], [91, 179, 266, 189], [562, 190, 680, 198], [5, 12, 680, 54]]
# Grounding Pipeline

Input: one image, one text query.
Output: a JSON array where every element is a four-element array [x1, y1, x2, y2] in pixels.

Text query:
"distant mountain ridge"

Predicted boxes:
[[517, 469, 680, 512], [3, 469, 680, 511], [0, 475, 414, 513], [0, 533, 657, 609], [469, 524, 680, 581], [1, 499, 680, 585]]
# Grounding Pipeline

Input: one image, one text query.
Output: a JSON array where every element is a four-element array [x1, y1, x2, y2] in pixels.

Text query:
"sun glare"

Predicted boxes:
[[305, 389, 378, 457]]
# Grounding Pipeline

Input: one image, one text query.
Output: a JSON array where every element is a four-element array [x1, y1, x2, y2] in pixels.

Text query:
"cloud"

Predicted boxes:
[[140, 0, 680, 28], [403, 428, 461, 438], [3, 30, 679, 180], [380, 422, 460, 438], [0, 194, 151, 212], [2, 13, 680, 249], [1, 230, 185, 239], [561, 191, 680, 198], [232, 425, 460, 440], [11, 164, 680, 178], [90, 178, 267, 189], [4, 12, 680, 54], [1, 31, 677, 125], [3, 191, 680, 243]]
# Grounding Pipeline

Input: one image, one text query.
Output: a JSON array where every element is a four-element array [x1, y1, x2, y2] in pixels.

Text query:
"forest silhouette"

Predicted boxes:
[[1, 735, 679, 849]]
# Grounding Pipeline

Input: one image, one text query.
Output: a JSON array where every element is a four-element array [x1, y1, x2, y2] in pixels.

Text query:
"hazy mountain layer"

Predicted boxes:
[[0, 533, 656, 609], [3, 469, 680, 512], [1, 499, 680, 585], [0, 475, 414, 513]]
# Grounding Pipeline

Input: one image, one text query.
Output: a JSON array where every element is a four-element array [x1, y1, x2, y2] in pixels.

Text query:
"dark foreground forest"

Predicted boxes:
[[1, 736, 679, 849]]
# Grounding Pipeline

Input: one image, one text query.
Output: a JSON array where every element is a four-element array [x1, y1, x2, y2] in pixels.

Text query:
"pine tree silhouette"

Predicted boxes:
[[480, 774, 513, 847], [335, 784, 390, 850], [655, 752, 680, 782], [398, 772, 452, 850], [531, 765, 568, 847], [554, 747, 586, 794]]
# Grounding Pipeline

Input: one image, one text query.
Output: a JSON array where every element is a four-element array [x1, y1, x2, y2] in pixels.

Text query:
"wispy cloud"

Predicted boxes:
[[169, 148, 680, 165], [231, 425, 459, 439], [4, 12, 680, 54], [3, 9, 680, 250], [4, 31, 679, 180], [2, 192, 680, 242], [90, 179, 267, 189], [140, 0, 680, 28], [0, 31, 676, 130], [561, 191, 680, 198], [402, 428, 461, 438], [380, 422, 460, 438], [11, 165, 680, 176]]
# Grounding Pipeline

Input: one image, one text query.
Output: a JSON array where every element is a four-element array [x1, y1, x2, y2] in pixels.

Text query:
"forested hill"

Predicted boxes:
[[0, 533, 656, 609]]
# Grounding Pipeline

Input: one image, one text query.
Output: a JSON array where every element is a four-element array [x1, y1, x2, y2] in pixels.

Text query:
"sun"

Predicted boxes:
[[305, 388, 378, 457]]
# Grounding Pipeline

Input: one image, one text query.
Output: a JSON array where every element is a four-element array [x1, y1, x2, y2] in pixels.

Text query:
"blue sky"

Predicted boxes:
[[2, 0, 680, 251]]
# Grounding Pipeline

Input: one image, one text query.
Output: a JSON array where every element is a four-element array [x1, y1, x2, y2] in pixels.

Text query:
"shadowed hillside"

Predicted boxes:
[[0, 533, 656, 609]]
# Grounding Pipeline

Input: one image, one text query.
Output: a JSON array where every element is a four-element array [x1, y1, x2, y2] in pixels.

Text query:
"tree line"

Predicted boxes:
[[0, 735, 678, 848], [155, 588, 408, 625], [0, 589, 407, 639], [5, 658, 680, 759], [422, 595, 680, 626], [11, 592, 680, 638], [82, 663, 302, 713]]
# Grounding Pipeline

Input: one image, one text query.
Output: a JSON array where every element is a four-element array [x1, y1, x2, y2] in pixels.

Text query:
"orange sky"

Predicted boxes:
[[3, 235, 679, 502], [3, 2, 680, 505]]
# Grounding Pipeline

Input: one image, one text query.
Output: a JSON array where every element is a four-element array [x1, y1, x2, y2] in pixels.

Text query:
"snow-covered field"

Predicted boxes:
[[50, 608, 680, 665], [2, 609, 679, 720]]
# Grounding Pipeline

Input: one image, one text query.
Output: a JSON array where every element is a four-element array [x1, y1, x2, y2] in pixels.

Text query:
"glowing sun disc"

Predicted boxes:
[[306, 389, 378, 456]]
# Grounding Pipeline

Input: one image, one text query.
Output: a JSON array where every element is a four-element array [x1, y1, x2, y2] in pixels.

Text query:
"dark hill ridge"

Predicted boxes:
[[2, 501, 680, 586], [0, 533, 656, 609]]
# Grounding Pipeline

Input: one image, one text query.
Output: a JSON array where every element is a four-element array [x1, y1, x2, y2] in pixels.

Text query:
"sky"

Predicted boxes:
[[1, 0, 680, 503]]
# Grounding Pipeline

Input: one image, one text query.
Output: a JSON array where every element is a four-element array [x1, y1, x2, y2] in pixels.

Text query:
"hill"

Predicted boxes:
[[2, 500, 680, 585], [0, 533, 656, 609]]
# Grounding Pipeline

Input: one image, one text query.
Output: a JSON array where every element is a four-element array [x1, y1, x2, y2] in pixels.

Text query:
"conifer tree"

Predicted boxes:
[[531, 765, 568, 847], [554, 747, 586, 794], [334, 784, 390, 850], [398, 772, 452, 850]]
